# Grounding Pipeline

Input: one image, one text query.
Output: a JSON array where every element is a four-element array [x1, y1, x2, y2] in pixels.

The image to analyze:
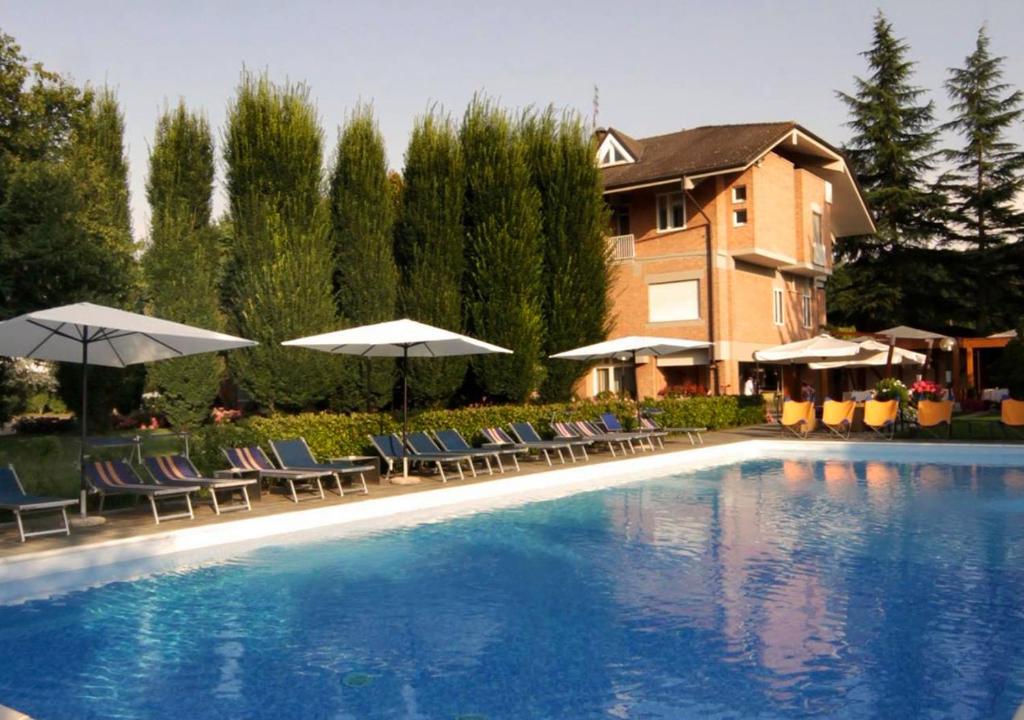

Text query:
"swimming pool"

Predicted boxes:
[[2, 447, 1023, 718]]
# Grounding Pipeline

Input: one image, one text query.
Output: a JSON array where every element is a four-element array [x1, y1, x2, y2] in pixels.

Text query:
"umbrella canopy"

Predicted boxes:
[[283, 319, 512, 477], [551, 336, 711, 424], [877, 325, 951, 341], [0, 302, 257, 519], [808, 339, 927, 369], [549, 335, 710, 361], [281, 318, 511, 357], [753, 334, 861, 363]]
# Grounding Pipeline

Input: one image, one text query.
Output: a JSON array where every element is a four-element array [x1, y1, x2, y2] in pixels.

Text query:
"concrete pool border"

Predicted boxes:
[[2, 439, 1023, 605]]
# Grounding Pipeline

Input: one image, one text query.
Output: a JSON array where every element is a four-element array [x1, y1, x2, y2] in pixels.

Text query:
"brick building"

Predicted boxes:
[[586, 122, 874, 398]]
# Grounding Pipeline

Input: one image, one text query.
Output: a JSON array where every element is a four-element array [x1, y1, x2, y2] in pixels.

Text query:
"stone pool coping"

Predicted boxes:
[[2, 439, 1022, 605]]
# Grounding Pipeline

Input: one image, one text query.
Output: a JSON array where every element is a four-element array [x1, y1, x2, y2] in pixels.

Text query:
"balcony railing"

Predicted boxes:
[[607, 233, 635, 261]]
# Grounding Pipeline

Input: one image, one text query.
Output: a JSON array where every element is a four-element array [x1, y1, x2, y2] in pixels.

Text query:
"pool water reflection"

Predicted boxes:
[[1, 458, 1023, 719]]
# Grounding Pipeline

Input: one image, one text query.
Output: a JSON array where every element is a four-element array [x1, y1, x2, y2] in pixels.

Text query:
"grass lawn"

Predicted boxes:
[[894, 412, 1019, 441], [0, 429, 190, 498]]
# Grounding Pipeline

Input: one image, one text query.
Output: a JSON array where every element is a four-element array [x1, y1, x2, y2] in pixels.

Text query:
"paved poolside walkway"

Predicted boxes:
[[0, 429, 761, 556]]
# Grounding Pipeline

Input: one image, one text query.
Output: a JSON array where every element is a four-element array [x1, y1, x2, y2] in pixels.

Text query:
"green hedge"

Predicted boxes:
[[188, 395, 764, 474]]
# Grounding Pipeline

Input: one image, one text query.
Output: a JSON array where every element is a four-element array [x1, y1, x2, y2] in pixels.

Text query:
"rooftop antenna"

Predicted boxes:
[[592, 84, 600, 129]]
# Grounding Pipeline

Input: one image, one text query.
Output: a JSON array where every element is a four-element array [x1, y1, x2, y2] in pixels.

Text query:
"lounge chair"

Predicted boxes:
[[222, 446, 328, 502], [552, 420, 625, 457], [270, 438, 371, 496], [540, 421, 594, 459], [780, 400, 816, 438], [407, 431, 483, 476], [142, 455, 255, 515], [0, 465, 77, 542], [822, 400, 855, 440], [864, 399, 898, 440], [509, 422, 583, 464], [370, 433, 470, 482], [598, 413, 656, 451], [634, 416, 669, 448], [640, 415, 706, 446], [85, 459, 198, 524], [433, 429, 521, 472], [480, 426, 568, 467], [1001, 399, 1024, 439], [914, 400, 953, 439], [570, 420, 635, 455]]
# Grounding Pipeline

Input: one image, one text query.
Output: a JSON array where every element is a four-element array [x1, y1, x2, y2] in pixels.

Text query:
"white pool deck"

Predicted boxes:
[[1, 437, 1023, 607]]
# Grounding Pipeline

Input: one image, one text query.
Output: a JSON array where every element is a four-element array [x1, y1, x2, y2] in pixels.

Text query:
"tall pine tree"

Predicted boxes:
[[522, 108, 612, 400], [143, 102, 224, 428], [461, 97, 545, 402], [223, 72, 339, 410], [940, 27, 1024, 332], [829, 11, 948, 329], [395, 111, 467, 406], [330, 105, 399, 410]]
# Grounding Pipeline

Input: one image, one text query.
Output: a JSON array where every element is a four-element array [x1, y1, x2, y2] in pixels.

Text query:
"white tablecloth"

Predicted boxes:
[[982, 388, 1010, 402]]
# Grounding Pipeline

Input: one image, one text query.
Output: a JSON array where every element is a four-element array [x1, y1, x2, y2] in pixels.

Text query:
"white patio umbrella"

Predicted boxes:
[[752, 334, 861, 363], [0, 302, 257, 521], [876, 326, 952, 376], [282, 319, 512, 476], [808, 339, 926, 369], [550, 336, 712, 424]]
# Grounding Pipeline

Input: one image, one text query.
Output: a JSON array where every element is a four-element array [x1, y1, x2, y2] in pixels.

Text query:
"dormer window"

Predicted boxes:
[[596, 133, 634, 167]]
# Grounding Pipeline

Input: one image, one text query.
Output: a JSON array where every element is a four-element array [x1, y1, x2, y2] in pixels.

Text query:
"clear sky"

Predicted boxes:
[[4, 0, 1024, 238]]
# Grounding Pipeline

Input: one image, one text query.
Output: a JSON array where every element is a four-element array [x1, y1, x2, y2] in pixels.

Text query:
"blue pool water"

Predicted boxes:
[[2, 458, 1024, 719]]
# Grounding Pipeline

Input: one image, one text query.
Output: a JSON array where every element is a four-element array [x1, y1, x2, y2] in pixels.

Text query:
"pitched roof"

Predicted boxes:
[[600, 122, 799, 189]]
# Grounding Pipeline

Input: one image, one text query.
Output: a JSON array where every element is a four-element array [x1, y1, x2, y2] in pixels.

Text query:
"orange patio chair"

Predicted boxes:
[[1001, 399, 1024, 439], [780, 400, 816, 438], [915, 400, 953, 439], [822, 400, 855, 440], [864, 399, 898, 440]]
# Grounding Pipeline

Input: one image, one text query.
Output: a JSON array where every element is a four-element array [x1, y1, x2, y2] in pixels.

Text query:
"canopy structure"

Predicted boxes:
[[877, 326, 951, 342], [876, 326, 954, 376], [551, 335, 711, 423], [808, 339, 926, 369], [752, 334, 861, 363], [283, 319, 512, 476], [0, 302, 257, 520]]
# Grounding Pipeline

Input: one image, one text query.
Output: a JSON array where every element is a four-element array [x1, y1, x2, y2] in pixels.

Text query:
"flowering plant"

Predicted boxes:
[[911, 379, 943, 402], [874, 377, 909, 404], [212, 406, 242, 424]]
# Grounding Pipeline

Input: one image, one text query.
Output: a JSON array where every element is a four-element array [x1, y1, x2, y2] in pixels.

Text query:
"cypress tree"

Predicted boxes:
[[522, 108, 612, 400], [55, 88, 144, 428], [223, 72, 339, 410], [143, 102, 224, 428], [829, 12, 948, 329], [940, 27, 1024, 332], [460, 97, 545, 402], [330, 105, 398, 410], [395, 112, 465, 405], [395, 111, 467, 406]]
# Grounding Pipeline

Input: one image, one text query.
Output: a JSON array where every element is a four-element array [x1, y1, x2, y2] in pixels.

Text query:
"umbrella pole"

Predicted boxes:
[[402, 345, 409, 478], [79, 339, 88, 518], [633, 349, 642, 427]]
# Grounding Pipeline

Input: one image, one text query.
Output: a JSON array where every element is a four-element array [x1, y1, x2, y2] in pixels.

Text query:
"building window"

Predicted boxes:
[[610, 205, 630, 236], [656, 192, 686, 232], [772, 288, 784, 326], [824, 180, 833, 204], [732, 185, 747, 203], [648, 280, 699, 322], [802, 292, 812, 328], [733, 209, 748, 227], [594, 366, 624, 395], [597, 135, 633, 167], [812, 211, 824, 265]]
